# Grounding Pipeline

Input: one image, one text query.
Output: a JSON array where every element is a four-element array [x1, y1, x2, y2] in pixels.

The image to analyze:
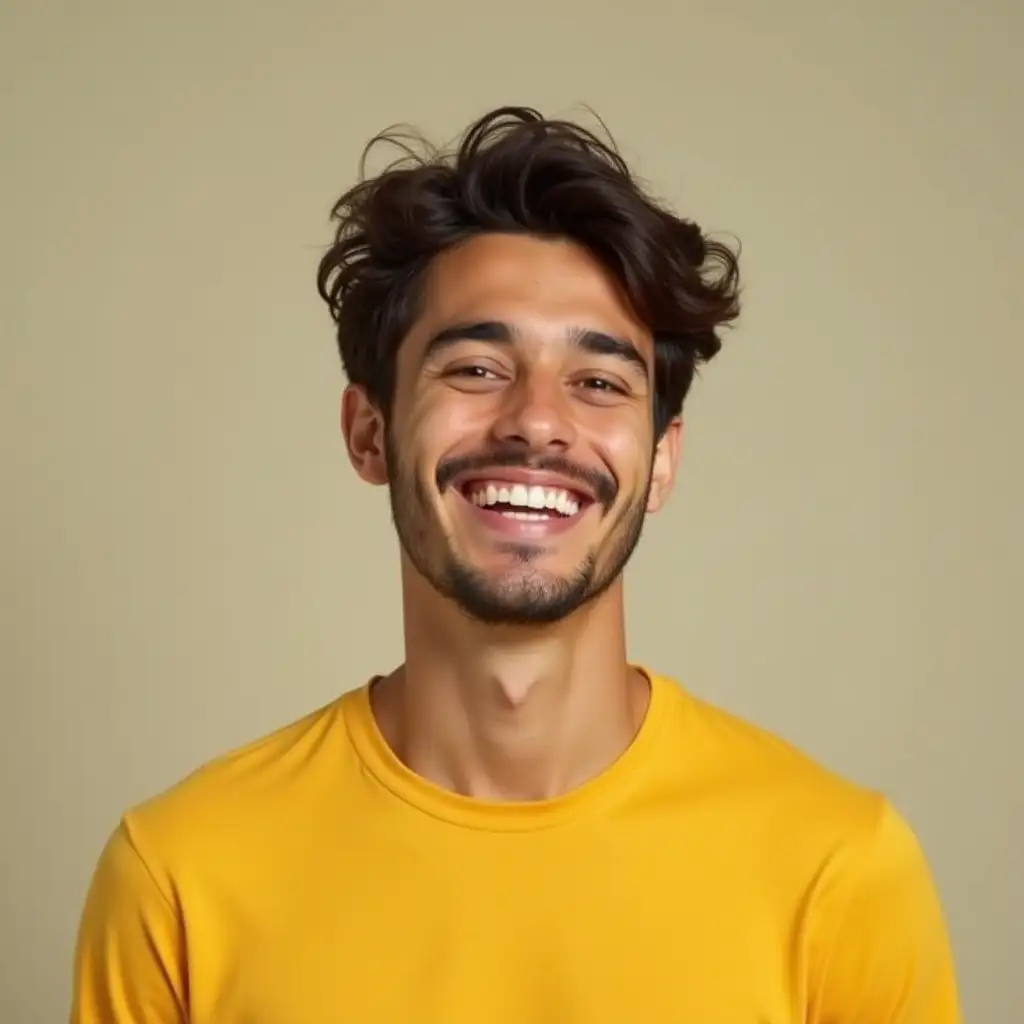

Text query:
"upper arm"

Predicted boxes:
[[809, 797, 961, 1024], [71, 821, 187, 1024]]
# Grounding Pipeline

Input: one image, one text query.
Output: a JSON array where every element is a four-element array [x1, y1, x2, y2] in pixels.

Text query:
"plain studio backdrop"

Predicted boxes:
[[1, 1, 1021, 1021]]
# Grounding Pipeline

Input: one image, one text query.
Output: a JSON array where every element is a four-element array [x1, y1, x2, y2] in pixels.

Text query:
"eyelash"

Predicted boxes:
[[449, 366, 627, 396], [450, 366, 498, 379], [581, 377, 626, 395]]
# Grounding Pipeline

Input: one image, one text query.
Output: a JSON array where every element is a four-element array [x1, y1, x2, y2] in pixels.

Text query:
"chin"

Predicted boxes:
[[443, 548, 599, 616], [459, 541, 584, 576]]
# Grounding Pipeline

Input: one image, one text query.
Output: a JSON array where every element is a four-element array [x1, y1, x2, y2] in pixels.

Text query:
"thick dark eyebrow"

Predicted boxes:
[[569, 327, 649, 382], [423, 321, 513, 360], [422, 320, 649, 382]]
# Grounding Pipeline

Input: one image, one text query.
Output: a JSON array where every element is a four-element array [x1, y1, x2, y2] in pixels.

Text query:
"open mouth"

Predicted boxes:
[[459, 480, 592, 522]]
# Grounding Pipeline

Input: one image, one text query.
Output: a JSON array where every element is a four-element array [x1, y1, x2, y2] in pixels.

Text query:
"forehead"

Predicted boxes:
[[411, 233, 650, 350]]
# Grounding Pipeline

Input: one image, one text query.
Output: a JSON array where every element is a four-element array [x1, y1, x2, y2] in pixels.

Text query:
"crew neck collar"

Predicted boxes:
[[342, 667, 671, 832]]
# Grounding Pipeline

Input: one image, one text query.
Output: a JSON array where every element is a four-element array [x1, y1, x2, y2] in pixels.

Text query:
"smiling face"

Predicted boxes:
[[342, 233, 682, 625]]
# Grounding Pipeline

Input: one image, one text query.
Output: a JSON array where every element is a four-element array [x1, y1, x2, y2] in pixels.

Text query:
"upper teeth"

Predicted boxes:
[[468, 482, 580, 516]]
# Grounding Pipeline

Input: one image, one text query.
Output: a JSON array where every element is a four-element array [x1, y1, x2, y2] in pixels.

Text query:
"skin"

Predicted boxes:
[[342, 233, 682, 802]]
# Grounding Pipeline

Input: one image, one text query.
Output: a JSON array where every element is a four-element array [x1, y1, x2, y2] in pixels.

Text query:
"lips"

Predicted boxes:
[[450, 470, 596, 538]]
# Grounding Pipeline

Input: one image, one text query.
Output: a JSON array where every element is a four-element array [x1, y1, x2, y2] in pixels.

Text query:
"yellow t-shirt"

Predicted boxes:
[[71, 671, 960, 1023]]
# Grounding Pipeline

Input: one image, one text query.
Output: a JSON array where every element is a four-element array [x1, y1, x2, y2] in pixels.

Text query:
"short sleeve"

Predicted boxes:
[[809, 796, 961, 1024], [70, 820, 187, 1024]]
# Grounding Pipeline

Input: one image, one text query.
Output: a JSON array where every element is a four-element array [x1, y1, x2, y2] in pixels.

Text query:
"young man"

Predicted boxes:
[[71, 106, 961, 1023]]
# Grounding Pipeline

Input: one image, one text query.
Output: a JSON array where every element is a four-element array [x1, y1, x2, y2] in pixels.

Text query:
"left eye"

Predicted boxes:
[[451, 366, 498, 379], [579, 377, 624, 394]]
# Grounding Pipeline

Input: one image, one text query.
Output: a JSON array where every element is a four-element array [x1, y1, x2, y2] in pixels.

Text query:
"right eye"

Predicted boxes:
[[449, 365, 498, 379]]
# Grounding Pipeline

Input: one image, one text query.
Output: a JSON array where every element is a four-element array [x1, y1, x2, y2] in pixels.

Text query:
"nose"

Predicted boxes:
[[491, 370, 577, 452]]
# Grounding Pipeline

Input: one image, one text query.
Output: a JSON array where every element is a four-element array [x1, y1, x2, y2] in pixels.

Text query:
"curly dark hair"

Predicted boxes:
[[316, 106, 741, 438]]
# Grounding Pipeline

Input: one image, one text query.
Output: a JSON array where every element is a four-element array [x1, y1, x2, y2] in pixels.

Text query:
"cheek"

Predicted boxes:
[[601, 427, 652, 492], [416, 397, 491, 457], [400, 398, 488, 487]]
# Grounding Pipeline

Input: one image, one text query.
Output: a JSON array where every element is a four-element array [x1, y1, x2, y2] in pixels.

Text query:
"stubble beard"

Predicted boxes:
[[384, 436, 653, 626]]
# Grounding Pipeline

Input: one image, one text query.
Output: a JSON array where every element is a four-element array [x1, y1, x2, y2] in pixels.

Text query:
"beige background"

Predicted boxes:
[[2, 1, 1021, 1021]]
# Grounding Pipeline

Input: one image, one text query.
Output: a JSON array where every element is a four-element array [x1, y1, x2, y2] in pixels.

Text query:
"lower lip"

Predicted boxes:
[[456, 491, 590, 538]]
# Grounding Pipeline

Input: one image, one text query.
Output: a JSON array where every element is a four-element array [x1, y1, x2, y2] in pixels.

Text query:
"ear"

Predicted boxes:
[[341, 385, 389, 486], [646, 417, 683, 514]]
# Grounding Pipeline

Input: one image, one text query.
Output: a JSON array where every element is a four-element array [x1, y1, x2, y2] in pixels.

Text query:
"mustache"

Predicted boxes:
[[436, 450, 618, 508]]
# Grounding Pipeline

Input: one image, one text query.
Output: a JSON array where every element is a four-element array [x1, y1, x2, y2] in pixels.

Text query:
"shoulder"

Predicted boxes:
[[646, 670, 910, 882], [118, 691, 357, 875], [653, 671, 880, 817], [650, 672, 959, 1017]]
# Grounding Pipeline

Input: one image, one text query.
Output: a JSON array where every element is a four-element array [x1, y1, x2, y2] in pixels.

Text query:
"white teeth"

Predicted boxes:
[[466, 481, 582, 517]]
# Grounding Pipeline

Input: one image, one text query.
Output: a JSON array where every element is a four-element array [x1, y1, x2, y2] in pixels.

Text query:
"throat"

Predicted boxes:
[[390, 571, 639, 801], [445, 664, 648, 802], [375, 659, 646, 803], [486, 661, 555, 711]]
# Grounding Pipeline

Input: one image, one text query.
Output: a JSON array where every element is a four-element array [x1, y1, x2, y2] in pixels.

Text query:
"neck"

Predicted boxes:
[[371, 565, 649, 802]]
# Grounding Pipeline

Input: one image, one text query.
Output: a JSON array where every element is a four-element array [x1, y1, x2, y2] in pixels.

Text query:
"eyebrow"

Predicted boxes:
[[570, 326, 649, 381], [422, 320, 649, 381], [424, 320, 514, 355]]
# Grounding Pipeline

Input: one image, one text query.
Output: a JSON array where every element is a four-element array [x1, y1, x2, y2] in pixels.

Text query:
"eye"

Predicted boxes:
[[577, 376, 627, 396], [450, 365, 500, 380], [441, 363, 507, 389]]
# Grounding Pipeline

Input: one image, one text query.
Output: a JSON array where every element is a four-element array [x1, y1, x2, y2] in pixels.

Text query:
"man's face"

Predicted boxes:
[[344, 233, 681, 625]]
